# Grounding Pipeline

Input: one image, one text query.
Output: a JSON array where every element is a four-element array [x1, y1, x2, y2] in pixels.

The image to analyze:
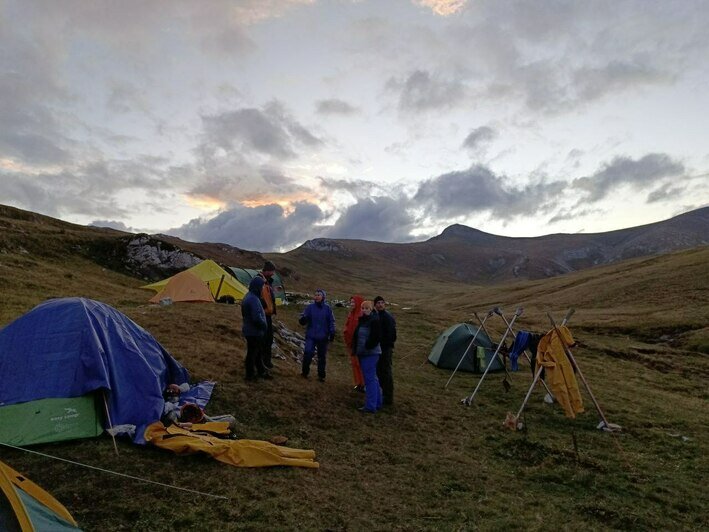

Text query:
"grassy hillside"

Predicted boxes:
[[0, 213, 707, 530]]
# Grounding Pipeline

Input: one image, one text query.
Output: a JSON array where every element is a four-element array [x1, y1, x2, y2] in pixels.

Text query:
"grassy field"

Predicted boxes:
[[0, 214, 707, 530]]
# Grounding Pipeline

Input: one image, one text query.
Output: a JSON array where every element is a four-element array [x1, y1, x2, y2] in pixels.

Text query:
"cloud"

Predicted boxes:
[[414, 165, 564, 219], [315, 99, 359, 115], [171, 201, 327, 251], [572, 153, 685, 203], [318, 177, 379, 197], [415, 0, 467, 16], [325, 196, 418, 242], [646, 183, 685, 203], [387, 70, 467, 112], [462, 126, 496, 152], [89, 220, 135, 232], [200, 102, 322, 161]]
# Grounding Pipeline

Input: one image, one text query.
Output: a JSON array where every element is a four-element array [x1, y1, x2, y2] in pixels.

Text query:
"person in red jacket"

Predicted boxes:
[[343, 295, 365, 392]]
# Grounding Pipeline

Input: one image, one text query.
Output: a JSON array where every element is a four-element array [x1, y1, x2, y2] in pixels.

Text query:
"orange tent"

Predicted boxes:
[[149, 270, 214, 304]]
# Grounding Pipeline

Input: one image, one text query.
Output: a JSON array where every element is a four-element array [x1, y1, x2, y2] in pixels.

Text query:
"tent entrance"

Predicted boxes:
[[0, 394, 103, 446]]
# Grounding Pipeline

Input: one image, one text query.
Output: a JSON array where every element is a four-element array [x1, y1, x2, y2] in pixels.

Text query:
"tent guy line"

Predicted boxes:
[[0, 442, 229, 500]]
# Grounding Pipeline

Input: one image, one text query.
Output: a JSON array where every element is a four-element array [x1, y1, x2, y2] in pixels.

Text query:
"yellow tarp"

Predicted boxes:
[[536, 325, 584, 418], [144, 422, 319, 469], [142, 259, 248, 301]]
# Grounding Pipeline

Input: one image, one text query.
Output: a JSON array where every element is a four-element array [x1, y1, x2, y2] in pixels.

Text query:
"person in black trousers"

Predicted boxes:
[[241, 276, 272, 381], [374, 296, 396, 405]]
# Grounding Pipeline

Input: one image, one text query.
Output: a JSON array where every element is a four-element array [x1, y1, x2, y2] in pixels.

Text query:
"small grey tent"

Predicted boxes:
[[228, 267, 286, 305], [428, 323, 504, 374]]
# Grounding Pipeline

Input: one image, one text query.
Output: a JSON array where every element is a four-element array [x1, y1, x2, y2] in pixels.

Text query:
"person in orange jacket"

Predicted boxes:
[[257, 261, 278, 369], [343, 295, 365, 391]]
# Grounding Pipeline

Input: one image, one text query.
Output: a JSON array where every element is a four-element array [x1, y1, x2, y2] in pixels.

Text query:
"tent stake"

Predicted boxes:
[[444, 310, 493, 389], [101, 390, 120, 457], [462, 307, 522, 405]]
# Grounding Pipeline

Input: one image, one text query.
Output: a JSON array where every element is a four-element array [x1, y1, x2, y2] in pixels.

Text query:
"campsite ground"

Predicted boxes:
[[0, 222, 708, 530]]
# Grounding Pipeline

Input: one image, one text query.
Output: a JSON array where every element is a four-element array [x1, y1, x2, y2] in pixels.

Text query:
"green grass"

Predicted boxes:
[[0, 213, 708, 531]]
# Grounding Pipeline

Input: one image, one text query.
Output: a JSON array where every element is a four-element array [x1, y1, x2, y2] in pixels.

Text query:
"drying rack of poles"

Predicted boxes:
[[448, 305, 621, 432]]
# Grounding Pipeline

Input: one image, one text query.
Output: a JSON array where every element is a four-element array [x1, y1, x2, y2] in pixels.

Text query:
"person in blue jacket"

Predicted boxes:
[[241, 276, 272, 381], [354, 300, 383, 413], [299, 288, 336, 382]]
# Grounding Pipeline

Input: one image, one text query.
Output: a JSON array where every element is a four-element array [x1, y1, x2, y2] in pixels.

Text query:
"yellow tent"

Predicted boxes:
[[142, 259, 248, 301], [148, 270, 214, 304], [0, 459, 81, 530]]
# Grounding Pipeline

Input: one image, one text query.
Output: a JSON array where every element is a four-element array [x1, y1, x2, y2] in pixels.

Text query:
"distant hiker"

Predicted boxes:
[[299, 288, 336, 382], [343, 295, 365, 392], [374, 296, 396, 406], [241, 276, 273, 381], [354, 300, 382, 413], [258, 260, 278, 369]]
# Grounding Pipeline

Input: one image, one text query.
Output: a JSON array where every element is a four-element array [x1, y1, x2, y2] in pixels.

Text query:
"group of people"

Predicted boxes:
[[240, 261, 397, 414]]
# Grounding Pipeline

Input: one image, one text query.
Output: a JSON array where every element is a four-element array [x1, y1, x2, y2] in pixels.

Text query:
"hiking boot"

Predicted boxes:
[[264, 362, 274, 369], [245, 375, 258, 382], [318, 376, 325, 383], [301, 373, 309, 379], [259, 372, 273, 380]]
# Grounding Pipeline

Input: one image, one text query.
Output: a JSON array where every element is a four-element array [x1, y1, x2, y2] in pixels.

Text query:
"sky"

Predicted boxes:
[[1, 0, 708, 252]]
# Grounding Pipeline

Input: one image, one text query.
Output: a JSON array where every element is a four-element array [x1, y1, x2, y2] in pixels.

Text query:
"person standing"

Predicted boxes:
[[241, 276, 272, 381], [374, 296, 396, 405], [299, 289, 336, 382], [354, 300, 382, 412], [257, 261, 278, 369], [343, 295, 365, 392]]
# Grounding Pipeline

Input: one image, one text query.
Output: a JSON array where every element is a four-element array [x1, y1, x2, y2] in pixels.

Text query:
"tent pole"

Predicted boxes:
[[102, 390, 120, 457], [475, 309, 515, 382], [462, 307, 522, 405], [444, 310, 492, 389], [546, 312, 619, 431], [214, 274, 225, 301], [496, 309, 556, 399]]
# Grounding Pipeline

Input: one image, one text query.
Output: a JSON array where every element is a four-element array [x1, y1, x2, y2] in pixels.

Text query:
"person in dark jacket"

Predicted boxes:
[[299, 288, 336, 382], [353, 300, 382, 413], [241, 276, 272, 381], [374, 295, 396, 406], [257, 261, 278, 369]]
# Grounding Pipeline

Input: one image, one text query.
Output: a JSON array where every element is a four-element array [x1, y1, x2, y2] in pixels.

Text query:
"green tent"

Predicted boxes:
[[428, 323, 503, 374], [0, 395, 103, 447], [228, 267, 286, 305]]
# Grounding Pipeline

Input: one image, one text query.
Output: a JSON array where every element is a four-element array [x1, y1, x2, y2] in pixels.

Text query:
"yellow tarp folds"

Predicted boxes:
[[536, 325, 584, 418], [141, 259, 248, 301], [144, 422, 319, 469]]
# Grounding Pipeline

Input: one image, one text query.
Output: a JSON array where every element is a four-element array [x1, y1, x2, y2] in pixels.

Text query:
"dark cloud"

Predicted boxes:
[[315, 99, 359, 115], [646, 183, 685, 203], [462, 126, 496, 152], [171, 201, 328, 251], [387, 70, 466, 112], [572, 154, 685, 203], [414, 165, 564, 218], [318, 177, 378, 197], [200, 102, 322, 160], [325, 196, 418, 242]]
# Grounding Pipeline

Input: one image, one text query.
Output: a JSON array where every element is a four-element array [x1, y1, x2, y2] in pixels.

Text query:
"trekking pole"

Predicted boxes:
[[496, 309, 556, 399], [503, 308, 577, 430], [474, 309, 514, 383], [462, 307, 522, 405], [102, 390, 120, 457], [444, 310, 493, 389], [546, 312, 620, 432]]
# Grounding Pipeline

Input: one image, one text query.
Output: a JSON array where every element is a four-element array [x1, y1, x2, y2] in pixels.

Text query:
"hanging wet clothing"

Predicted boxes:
[[535, 326, 584, 418]]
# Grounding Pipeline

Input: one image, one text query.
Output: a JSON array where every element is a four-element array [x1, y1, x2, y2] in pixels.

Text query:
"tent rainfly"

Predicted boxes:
[[428, 323, 504, 374], [142, 259, 248, 302], [148, 270, 214, 304], [0, 459, 81, 531]]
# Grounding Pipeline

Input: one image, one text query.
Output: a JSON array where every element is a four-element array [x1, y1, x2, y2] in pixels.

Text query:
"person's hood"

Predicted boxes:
[[350, 295, 364, 317], [248, 276, 265, 294]]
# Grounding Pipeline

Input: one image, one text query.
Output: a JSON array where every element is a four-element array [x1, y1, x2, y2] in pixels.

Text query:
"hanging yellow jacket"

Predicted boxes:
[[536, 326, 584, 418], [144, 422, 319, 469]]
